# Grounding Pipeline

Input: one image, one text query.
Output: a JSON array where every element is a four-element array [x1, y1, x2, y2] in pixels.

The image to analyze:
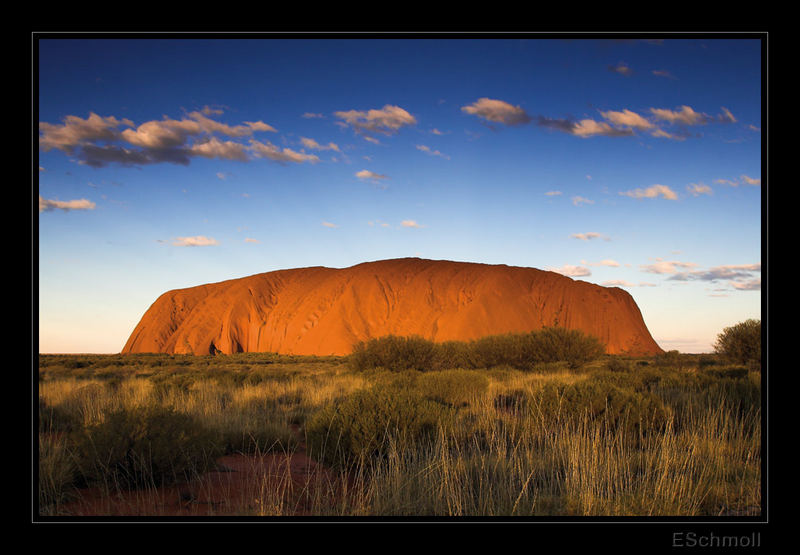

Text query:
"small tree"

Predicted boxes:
[[713, 319, 761, 369]]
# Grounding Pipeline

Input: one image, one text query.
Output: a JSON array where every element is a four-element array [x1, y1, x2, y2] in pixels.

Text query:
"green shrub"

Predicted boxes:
[[305, 386, 451, 467], [703, 366, 749, 380], [714, 319, 761, 369], [697, 354, 720, 369], [531, 327, 606, 369], [349, 328, 605, 372], [38, 397, 79, 433], [493, 389, 530, 413], [530, 381, 668, 435], [415, 369, 489, 407], [349, 335, 436, 372], [605, 357, 633, 373], [72, 405, 221, 489]]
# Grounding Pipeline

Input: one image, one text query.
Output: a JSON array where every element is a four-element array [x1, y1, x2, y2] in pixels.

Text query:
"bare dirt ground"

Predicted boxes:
[[57, 425, 344, 517]]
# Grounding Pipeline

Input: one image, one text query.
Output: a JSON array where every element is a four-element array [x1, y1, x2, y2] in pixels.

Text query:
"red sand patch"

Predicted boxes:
[[56, 427, 345, 517]]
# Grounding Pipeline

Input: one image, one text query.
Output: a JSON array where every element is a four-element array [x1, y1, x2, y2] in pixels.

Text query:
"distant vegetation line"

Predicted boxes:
[[349, 328, 606, 372]]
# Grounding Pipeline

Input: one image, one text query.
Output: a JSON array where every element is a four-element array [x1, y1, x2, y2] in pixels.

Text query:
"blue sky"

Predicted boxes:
[[37, 36, 764, 353]]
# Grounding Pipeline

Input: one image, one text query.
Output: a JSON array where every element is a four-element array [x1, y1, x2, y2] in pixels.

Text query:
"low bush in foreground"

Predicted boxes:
[[71, 405, 222, 489], [305, 385, 453, 467]]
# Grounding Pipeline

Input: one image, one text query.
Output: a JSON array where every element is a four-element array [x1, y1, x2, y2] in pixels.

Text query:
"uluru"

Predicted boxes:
[[122, 258, 663, 357]]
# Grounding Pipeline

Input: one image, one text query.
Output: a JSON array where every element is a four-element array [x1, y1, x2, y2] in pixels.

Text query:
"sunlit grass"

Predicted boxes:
[[37, 352, 761, 517]]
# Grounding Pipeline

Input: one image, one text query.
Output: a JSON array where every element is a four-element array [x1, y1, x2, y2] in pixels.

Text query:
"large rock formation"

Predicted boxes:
[[122, 258, 662, 356]]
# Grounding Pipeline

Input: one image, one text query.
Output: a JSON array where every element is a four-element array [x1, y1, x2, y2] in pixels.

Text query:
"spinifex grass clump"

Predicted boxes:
[[72, 405, 222, 489], [305, 385, 453, 467], [349, 327, 605, 372], [530, 380, 669, 437]]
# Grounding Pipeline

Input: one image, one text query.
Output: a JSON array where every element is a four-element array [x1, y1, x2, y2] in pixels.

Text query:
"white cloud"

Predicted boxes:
[[40, 110, 278, 167], [582, 259, 621, 267], [548, 264, 591, 277], [608, 62, 633, 76], [599, 109, 653, 130], [570, 232, 608, 241], [322, 221, 339, 228], [416, 144, 450, 159], [572, 196, 594, 206], [356, 169, 388, 180], [649, 128, 686, 141], [334, 105, 416, 136], [640, 259, 698, 274], [719, 107, 737, 124], [740, 174, 761, 186], [300, 137, 340, 152], [39, 112, 134, 153], [249, 140, 320, 164], [172, 235, 219, 247], [652, 69, 676, 79], [571, 118, 633, 138], [602, 279, 635, 287], [650, 105, 709, 126], [544, 191, 562, 196], [401, 220, 424, 228], [686, 183, 713, 196], [244, 237, 260, 243], [731, 278, 760, 291], [620, 184, 678, 200], [39, 196, 96, 212], [461, 98, 532, 126], [190, 137, 249, 161]]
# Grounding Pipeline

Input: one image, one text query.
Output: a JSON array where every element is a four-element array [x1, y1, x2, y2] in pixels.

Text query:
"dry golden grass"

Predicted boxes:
[[37, 353, 761, 517]]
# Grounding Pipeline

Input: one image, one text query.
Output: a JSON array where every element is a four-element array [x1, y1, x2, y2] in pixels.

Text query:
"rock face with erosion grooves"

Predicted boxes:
[[122, 258, 663, 356]]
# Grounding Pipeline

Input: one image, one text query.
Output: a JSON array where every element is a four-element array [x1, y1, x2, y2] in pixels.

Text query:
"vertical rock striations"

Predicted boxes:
[[122, 258, 663, 356]]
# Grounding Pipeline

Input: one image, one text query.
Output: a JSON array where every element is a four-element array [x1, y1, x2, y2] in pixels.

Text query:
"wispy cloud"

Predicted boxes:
[[416, 144, 450, 159], [667, 263, 761, 292], [544, 191, 562, 196], [355, 169, 388, 181], [599, 109, 653, 130], [333, 105, 416, 137], [249, 140, 320, 164], [602, 279, 635, 287], [649, 105, 736, 127], [172, 235, 219, 247], [608, 62, 633, 76], [39, 109, 281, 168], [686, 183, 712, 196], [536, 114, 634, 138], [571, 232, 608, 241], [461, 98, 532, 126], [39, 196, 96, 212], [714, 175, 761, 187], [322, 221, 339, 228], [640, 259, 698, 274], [301, 112, 325, 119], [244, 237, 260, 243], [668, 263, 761, 283], [572, 196, 594, 206], [620, 184, 678, 200], [400, 220, 424, 228], [582, 259, 620, 267], [650, 105, 709, 126], [731, 278, 761, 291], [652, 69, 677, 80], [300, 137, 340, 152], [548, 264, 591, 277]]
